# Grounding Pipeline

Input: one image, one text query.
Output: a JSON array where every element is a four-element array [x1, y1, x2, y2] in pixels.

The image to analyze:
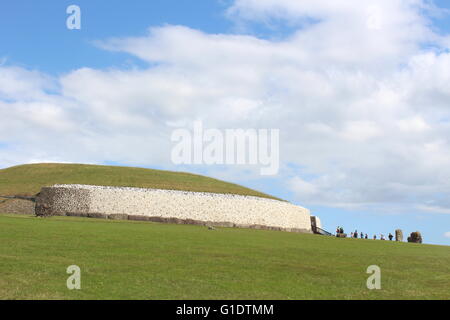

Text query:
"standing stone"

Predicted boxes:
[[395, 229, 403, 242], [407, 231, 423, 243]]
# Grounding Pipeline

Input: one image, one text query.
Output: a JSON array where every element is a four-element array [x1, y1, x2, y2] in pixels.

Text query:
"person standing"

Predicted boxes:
[[373, 234, 377, 240], [365, 234, 368, 239], [388, 233, 393, 241], [360, 232, 364, 239]]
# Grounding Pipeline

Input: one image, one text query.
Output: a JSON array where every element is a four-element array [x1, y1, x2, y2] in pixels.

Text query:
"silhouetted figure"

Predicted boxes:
[[388, 233, 393, 241], [340, 227, 344, 234], [365, 234, 368, 239], [373, 235, 377, 240], [354, 230, 358, 238], [360, 232, 364, 239]]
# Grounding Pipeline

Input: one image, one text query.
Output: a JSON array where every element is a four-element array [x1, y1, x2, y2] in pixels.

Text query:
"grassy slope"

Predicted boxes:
[[1, 214, 449, 300], [0, 163, 278, 200]]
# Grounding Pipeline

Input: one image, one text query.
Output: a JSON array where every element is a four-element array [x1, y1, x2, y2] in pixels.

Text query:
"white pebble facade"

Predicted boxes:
[[35, 184, 314, 233]]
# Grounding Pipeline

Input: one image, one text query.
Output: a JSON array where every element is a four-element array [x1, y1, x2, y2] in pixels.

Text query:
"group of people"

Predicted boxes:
[[336, 226, 394, 241]]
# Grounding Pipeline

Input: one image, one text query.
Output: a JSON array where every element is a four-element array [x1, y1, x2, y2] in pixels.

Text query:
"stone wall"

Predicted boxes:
[[0, 199, 35, 215], [35, 184, 313, 233], [311, 216, 322, 230]]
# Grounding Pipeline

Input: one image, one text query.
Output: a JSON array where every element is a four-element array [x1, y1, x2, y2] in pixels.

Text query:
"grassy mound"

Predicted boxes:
[[0, 163, 278, 199], [1, 214, 449, 299]]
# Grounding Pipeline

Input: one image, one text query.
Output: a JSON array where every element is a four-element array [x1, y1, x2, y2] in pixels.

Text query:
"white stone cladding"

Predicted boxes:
[[312, 216, 322, 229], [39, 184, 313, 232]]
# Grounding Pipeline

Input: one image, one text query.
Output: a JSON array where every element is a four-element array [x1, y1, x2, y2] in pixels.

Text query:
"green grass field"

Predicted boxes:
[[0, 163, 278, 199], [1, 214, 449, 300]]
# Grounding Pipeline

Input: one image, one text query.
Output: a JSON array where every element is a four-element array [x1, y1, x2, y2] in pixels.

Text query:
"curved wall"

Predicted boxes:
[[36, 184, 313, 233]]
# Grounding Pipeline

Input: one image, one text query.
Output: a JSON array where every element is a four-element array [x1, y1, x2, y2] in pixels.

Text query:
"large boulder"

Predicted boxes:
[[407, 231, 422, 243], [395, 229, 403, 242]]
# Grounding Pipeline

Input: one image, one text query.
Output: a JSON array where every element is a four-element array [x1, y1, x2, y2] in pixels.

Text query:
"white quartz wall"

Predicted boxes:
[[313, 216, 322, 229], [49, 184, 313, 232]]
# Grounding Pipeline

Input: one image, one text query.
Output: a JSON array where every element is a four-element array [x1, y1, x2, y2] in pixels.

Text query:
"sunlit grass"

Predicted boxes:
[[1, 214, 449, 300], [0, 163, 278, 199]]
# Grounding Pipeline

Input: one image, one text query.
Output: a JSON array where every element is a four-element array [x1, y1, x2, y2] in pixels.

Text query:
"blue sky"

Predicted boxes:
[[7, 0, 448, 74], [2, 0, 450, 245], [0, 1, 233, 74]]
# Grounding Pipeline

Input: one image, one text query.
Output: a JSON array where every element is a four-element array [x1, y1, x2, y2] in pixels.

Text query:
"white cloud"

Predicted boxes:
[[417, 205, 450, 215], [288, 177, 318, 197], [0, 66, 56, 101], [397, 116, 430, 132], [1, 0, 450, 214], [444, 231, 450, 238], [227, 0, 436, 67], [340, 121, 383, 142]]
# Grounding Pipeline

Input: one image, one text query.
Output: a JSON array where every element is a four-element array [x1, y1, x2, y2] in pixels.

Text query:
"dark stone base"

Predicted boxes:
[[44, 211, 312, 234]]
